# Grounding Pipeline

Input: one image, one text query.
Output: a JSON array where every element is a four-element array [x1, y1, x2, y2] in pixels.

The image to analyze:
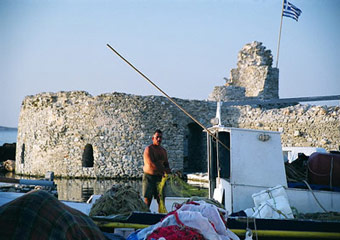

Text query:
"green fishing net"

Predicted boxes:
[[89, 184, 150, 216], [157, 174, 209, 213]]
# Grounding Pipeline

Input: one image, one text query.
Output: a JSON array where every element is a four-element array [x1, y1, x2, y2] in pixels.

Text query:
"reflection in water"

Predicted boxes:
[[2, 172, 16, 179], [81, 186, 94, 202], [55, 178, 143, 202], [0, 172, 143, 203], [1, 173, 207, 203]]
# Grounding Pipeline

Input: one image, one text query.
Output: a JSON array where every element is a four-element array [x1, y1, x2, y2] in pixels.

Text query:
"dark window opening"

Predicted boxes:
[[82, 144, 94, 167], [21, 144, 25, 164], [210, 132, 230, 179], [184, 123, 204, 173]]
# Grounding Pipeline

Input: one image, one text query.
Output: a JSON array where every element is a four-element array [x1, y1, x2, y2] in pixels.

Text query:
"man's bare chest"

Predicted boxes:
[[150, 147, 165, 161]]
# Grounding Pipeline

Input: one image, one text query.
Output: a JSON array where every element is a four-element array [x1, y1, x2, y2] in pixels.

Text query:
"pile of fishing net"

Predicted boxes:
[[284, 157, 308, 182], [89, 184, 150, 217]]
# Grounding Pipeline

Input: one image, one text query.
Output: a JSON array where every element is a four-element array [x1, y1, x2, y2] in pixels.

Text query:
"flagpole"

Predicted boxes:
[[276, 0, 285, 68]]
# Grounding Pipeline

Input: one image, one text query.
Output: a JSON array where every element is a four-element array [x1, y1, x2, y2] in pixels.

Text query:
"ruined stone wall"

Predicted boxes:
[[235, 104, 340, 149], [16, 91, 340, 178], [15, 91, 215, 178], [209, 41, 279, 101]]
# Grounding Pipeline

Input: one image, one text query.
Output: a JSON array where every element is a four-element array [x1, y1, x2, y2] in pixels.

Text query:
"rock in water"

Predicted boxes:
[[4, 160, 15, 172]]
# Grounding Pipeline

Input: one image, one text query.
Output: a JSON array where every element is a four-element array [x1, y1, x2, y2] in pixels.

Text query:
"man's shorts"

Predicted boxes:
[[142, 173, 162, 199]]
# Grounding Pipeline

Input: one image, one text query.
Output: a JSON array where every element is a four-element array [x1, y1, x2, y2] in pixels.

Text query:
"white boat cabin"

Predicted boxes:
[[206, 126, 340, 214]]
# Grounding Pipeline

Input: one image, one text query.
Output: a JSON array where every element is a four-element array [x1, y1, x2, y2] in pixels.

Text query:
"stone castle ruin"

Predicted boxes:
[[15, 41, 340, 178], [208, 41, 278, 101]]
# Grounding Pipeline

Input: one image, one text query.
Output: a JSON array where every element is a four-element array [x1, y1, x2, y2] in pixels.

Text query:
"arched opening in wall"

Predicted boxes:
[[20, 144, 25, 164], [183, 123, 204, 173], [82, 144, 94, 167]]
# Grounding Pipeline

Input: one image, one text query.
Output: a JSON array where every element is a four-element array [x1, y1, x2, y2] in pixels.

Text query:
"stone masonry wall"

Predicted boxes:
[[209, 41, 279, 101], [16, 91, 340, 178], [15, 91, 215, 178]]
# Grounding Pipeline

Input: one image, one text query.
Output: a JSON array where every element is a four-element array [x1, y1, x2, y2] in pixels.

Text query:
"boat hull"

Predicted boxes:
[[93, 212, 340, 240]]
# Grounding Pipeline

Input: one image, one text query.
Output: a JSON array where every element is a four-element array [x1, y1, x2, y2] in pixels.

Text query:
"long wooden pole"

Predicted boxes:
[[276, 0, 285, 68], [106, 43, 229, 151]]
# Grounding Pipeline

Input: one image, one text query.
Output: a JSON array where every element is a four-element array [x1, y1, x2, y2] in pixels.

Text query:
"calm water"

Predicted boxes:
[[1, 172, 143, 202], [1, 172, 207, 203], [0, 128, 17, 146], [56, 177, 143, 202]]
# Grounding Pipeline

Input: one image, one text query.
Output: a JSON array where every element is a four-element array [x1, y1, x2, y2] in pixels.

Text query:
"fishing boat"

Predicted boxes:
[[90, 128, 340, 239], [1, 189, 339, 240], [2, 125, 340, 239], [91, 103, 340, 239]]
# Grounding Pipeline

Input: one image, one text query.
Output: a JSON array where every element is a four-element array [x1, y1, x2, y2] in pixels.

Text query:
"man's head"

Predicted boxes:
[[152, 129, 163, 146]]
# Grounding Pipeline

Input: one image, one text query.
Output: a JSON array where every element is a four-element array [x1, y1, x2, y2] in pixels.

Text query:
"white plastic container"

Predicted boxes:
[[251, 185, 294, 219], [252, 185, 289, 207]]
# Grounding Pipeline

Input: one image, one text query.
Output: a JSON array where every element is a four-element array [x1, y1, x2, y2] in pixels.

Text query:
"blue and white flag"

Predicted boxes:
[[283, 0, 302, 21]]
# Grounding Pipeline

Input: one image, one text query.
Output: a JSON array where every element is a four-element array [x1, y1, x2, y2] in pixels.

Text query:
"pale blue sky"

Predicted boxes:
[[1, 0, 339, 127]]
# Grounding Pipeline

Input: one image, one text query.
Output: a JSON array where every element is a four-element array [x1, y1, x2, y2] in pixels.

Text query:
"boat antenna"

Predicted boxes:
[[106, 43, 229, 151]]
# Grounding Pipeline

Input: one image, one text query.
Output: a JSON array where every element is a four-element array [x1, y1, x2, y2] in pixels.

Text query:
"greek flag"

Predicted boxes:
[[283, 0, 302, 21]]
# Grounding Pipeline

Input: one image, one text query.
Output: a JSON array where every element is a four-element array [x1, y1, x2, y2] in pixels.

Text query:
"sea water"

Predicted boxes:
[[0, 128, 17, 146]]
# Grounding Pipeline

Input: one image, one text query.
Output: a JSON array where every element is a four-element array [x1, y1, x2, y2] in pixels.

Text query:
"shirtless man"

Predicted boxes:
[[142, 129, 171, 208]]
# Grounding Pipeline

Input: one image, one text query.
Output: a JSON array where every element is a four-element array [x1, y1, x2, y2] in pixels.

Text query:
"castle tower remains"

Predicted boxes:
[[209, 41, 279, 101]]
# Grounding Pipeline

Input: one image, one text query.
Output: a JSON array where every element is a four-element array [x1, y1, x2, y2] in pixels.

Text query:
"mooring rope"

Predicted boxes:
[[302, 180, 328, 213]]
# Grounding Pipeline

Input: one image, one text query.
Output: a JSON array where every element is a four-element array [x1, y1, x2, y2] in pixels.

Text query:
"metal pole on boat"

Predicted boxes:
[[216, 131, 220, 185], [207, 132, 213, 198], [106, 43, 229, 151]]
